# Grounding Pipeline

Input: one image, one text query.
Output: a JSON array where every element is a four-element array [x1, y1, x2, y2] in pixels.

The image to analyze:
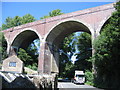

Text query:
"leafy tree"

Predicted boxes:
[[26, 39, 40, 65], [21, 14, 36, 24], [18, 48, 37, 70], [12, 16, 22, 26], [62, 61, 75, 78], [49, 9, 63, 17], [85, 70, 94, 86], [0, 32, 7, 69], [2, 17, 14, 30], [40, 9, 63, 19], [59, 32, 92, 79], [0, 32, 7, 60], [75, 32, 92, 71], [59, 33, 76, 78], [2, 14, 35, 30], [92, 1, 120, 88], [18, 48, 33, 65], [2, 14, 37, 70], [2, 16, 22, 30]]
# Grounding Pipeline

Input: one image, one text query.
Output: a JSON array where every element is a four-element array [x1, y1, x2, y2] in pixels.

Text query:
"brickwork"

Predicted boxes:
[[2, 3, 115, 74]]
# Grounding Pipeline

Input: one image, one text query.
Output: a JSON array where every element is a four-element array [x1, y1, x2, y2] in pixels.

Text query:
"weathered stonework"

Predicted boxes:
[[0, 72, 58, 89], [2, 55, 23, 73], [2, 3, 115, 74]]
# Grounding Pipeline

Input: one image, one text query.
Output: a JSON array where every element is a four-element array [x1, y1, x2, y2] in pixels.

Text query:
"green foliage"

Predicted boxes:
[[2, 14, 37, 70], [18, 48, 38, 71], [93, 1, 120, 89], [2, 14, 36, 30], [40, 16, 50, 19], [59, 33, 76, 78], [59, 32, 92, 80], [27, 39, 40, 56], [21, 14, 36, 24], [27, 63, 37, 71], [0, 32, 7, 69], [0, 32, 7, 61], [18, 48, 33, 64], [75, 32, 92, 71], [49, 9, 63, 17], [85, 70, 94, 86], [2, 17, 14, 30], [40, 9, 63, 19], [62, 61, 75, 78]]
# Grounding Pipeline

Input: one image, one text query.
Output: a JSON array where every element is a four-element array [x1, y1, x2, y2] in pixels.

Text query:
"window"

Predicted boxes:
[[9, 62, 16, 67]]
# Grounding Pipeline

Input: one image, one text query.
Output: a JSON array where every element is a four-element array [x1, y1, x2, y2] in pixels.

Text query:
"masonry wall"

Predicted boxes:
[[2, 55, 23, 73], [2, 3, 115, 74]]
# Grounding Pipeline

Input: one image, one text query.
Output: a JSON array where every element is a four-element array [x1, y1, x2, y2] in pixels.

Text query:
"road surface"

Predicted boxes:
[[58, 82, 103, 90]]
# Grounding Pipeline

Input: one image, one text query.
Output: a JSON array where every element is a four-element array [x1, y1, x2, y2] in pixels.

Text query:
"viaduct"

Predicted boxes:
[[2, 3, 115, 74]]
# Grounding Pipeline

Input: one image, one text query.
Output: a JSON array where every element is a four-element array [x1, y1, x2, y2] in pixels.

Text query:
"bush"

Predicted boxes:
[[85, 70, 94, 86]]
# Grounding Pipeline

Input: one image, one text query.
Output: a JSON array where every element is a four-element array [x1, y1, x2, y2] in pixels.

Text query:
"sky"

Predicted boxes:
[[1, 2, 115, 27]]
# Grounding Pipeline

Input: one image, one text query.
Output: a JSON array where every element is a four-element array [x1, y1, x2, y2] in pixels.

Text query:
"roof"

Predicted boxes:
[[3, 55, 23, 63]]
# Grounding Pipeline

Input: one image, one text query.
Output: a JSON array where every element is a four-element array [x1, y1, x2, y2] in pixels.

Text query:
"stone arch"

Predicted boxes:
[[4, 35, 10, 55], [45, 20, 92, 73], [97, 14, 113, 35], [10, 28, 41, 55], [11, 28, 41, 45], [44, 19, 93, 41]]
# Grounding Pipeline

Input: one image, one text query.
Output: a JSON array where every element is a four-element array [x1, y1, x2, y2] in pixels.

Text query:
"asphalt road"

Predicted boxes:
[[58, 82, 103, 90]]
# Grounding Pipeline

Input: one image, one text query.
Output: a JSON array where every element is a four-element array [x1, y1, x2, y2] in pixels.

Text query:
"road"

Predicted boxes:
[[58, 82, 103, 90]]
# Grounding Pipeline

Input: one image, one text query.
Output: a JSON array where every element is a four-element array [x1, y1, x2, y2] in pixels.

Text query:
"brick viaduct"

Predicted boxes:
[[2, 3, 115, 74]]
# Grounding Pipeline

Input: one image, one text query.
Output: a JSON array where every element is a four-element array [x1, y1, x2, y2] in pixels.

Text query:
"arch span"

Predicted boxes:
[[10, 29, 41, 55], [45, 20, 92, 73], [46, 20, 91, 46], [97, 14, 113, 34]]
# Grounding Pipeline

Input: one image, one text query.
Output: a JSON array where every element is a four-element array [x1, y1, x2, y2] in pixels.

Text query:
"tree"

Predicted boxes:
[[59, 33, 76, 78], [0, 32, 7, 69], [27, 39, 40, 65], [93, 1, 120, 88], [18, 48, 37, 70], [2, 14, 37, 70], [2, 14, 35, 30], [62, 61, 75, 78], [75, 32, 92, 71], [0, 32, 7, 60], [40, 9, 63, 19], [59, 32, 92, 79], [18, 48, 33, 65], [49, 9, 63, 17], [2, 17, 15, 30], [21, 14, 36, 24]]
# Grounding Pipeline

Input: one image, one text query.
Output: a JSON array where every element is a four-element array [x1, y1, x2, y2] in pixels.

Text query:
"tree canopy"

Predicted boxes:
[[92, 1, 120, 88], [2, 14, 36, 30], [59, 32, 92, 79], [75, 32, 92, 71], [40, 9, 63, 19]]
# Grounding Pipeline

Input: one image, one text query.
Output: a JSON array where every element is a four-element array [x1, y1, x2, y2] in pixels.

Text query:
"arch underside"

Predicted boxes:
[[45, 21, 91, 73], [46, 21, 91, 46], [12, 30, 39, 50]]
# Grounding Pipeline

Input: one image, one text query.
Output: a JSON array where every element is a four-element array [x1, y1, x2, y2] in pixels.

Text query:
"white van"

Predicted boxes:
[[73, 70, 85, 84]]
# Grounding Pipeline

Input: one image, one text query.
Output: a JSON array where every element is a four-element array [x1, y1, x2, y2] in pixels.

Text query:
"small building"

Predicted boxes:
[[2, 55, 23, 73]]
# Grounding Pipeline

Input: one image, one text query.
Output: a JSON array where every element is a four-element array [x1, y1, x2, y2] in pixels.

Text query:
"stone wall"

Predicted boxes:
[[2, 55, 23, 73], [0, 72, 58, 89]]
